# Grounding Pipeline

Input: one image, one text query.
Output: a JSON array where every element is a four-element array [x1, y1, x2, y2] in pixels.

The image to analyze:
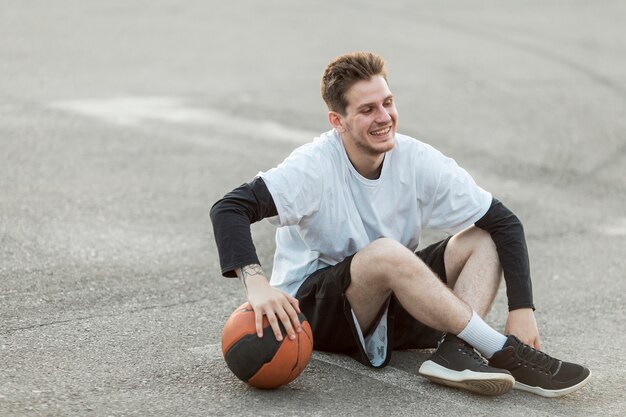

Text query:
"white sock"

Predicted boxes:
[[457, 311, 507, 358]]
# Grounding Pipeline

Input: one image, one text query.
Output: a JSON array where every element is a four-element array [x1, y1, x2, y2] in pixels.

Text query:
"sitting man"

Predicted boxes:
[[211, 51, 591, 397]]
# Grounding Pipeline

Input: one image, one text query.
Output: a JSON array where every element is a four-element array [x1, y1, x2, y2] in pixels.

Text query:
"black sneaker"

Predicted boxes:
[[489, 335, 591, 398], [418, 334, 515, 396]]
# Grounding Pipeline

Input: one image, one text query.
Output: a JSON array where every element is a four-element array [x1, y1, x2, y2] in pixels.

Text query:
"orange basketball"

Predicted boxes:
[[221, 303, 314, 389]]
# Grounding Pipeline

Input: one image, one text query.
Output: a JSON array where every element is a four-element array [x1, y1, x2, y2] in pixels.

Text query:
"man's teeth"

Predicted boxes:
[[370, 127, 391, 136]]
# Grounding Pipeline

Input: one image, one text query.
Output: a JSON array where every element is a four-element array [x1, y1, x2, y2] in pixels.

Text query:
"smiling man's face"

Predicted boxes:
[[333, 75, 398, 160]]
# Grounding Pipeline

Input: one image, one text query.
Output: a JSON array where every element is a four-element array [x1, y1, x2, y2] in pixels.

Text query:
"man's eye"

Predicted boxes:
[[362, 108, 372, 114]]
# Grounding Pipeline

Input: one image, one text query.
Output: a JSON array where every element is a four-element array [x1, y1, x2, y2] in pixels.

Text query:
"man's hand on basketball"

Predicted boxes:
[[504, 308, 541, 349], [236, 264, 302, 342]]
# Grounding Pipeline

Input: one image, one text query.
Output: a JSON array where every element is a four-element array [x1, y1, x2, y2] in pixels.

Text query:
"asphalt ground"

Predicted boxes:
[[1, 1, 625, 416]]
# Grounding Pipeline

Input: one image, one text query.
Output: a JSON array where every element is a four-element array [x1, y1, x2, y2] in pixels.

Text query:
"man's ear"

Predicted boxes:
[[328, 111, 345, 132]]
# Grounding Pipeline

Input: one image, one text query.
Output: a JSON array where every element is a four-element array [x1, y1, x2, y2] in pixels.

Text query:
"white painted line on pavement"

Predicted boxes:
[[190, 343, 224, 361], [197, 343, 552, 413], [597, 217, 626, 237], [50, 96, 316, 145], [312, 350, 429, 394]]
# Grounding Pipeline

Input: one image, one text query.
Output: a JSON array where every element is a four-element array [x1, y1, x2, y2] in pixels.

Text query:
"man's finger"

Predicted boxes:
[[285, 300, 302, 333], [265, 311, 284, 341], [254, 309, 264, 338], [289, 297, 301, 314], [276, 309, 297, 340]]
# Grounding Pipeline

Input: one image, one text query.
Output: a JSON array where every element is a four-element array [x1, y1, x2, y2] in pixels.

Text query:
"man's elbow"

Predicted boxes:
[[210, 198, 226, 225]]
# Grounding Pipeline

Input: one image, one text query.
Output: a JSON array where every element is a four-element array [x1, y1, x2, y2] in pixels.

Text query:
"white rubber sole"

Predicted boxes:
[[419, 360, 515, 396], [514, 370, 592, 398]]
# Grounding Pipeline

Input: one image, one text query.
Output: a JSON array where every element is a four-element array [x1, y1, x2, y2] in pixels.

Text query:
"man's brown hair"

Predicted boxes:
[[321, 52, 388, 115]]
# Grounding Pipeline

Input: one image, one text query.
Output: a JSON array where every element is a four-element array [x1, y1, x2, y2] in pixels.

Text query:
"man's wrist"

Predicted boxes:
[[236, 264, 268, 292], [507, 308, 535, 319]]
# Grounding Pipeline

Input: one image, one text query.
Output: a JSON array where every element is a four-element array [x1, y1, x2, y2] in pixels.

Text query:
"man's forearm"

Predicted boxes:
[[236, 264, 268, 294]]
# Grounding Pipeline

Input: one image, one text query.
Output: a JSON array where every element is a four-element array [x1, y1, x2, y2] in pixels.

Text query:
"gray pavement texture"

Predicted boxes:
[[1, 0, 625, 416]]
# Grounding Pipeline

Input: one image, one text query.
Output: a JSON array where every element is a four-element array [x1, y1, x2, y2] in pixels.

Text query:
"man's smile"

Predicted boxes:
[[369, 126, 392, 137]]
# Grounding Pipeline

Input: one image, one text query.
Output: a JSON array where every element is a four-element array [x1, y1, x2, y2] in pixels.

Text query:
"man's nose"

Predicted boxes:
[[375, 105, 391, 123]]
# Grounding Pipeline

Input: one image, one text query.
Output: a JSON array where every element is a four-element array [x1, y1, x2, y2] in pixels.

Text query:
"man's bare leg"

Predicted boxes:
[[346, 238, 472, 336], [444, 226, 502, 317], [345, 237, 513, 396], [435, 226, 508, 358], [345, 236, 506, 352]]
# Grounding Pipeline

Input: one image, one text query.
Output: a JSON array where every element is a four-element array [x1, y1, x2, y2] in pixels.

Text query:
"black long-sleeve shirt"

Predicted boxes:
[[210, 177, 534, 311]]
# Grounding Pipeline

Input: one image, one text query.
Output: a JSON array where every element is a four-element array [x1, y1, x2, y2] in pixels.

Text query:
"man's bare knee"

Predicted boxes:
[[346, 238, 428, 332], [448, 227, 495, 257], [445, 226, 498, 285], [351, 238, 428, 285]]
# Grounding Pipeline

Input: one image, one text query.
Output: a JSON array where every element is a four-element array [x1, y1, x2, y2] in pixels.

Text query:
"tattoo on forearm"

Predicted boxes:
[[239, 264, 264, 292]]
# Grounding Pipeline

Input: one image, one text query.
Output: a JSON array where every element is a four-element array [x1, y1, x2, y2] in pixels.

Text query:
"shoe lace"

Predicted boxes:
[[438, 334, 489, 366], [456, 340, 488, 366], [513, 339, 556, 373]]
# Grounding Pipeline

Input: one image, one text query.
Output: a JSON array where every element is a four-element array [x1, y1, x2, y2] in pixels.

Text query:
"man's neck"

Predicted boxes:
[[355, 155, 384, 180], [341, 137, 385, 180]]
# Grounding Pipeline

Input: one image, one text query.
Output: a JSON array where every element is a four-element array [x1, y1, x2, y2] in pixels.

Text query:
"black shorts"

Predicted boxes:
[[295, 237, 451, 368]]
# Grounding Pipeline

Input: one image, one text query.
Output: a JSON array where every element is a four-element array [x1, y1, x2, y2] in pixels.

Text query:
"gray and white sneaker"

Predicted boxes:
[[419, 334, 515, 396]]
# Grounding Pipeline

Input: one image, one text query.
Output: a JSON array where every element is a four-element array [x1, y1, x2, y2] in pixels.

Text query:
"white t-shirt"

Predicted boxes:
[[259, 129, 491, 296]]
